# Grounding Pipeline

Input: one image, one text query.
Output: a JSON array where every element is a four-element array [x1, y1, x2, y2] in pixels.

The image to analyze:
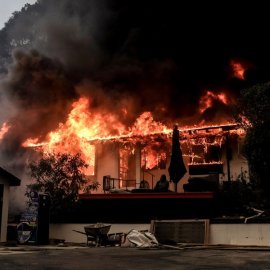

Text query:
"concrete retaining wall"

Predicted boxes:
[[209, 224, 270, 246], [50, 223, 150, 244], [50, 223, 270, 246]]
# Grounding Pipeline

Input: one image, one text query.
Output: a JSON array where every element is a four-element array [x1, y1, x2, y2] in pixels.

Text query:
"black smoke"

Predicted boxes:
[[1, 0, 270, 171]]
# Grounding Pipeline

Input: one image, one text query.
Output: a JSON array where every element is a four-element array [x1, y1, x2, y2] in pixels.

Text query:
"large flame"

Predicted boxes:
[[22, 94, 244, 176], [199, 90, 229, 113], [22, 97, 126, 174], [22, 97, 171, 174]]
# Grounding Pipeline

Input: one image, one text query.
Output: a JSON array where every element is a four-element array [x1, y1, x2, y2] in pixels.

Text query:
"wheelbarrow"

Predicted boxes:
[[73, 223, 122, 247]]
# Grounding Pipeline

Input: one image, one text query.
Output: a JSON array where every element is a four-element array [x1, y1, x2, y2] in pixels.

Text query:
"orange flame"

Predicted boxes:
[[230, 60, 246, 80], [22, 97, 126, 174], [130, 112, 170, 136], [22, 95, 244, 176], [0, 122, 10, 141], [22, 97, 171, 174], [199, 90, 229, 113]]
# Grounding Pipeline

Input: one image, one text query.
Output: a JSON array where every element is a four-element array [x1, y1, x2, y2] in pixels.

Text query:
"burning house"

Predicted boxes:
[[21, 96, 248, 195], [0, 70, 250, 222], [89, 122, 248, 194], [1, 63, 253, 223], [0, 0, 269, 244], [76, 119, 248, 223]]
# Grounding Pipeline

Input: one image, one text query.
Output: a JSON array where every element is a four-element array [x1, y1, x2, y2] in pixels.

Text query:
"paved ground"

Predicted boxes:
[[1, 245, 270, 269]]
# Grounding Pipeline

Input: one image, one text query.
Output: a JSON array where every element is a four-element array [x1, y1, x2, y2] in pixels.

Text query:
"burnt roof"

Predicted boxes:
[[89, 123, 241, 145], [0, 167, 21, 186]]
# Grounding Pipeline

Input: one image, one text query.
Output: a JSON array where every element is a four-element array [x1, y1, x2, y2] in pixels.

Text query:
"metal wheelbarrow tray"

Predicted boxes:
[[73, 223, 122, 246], [84, 224, 111, 236], [84, 223, 111, 246]]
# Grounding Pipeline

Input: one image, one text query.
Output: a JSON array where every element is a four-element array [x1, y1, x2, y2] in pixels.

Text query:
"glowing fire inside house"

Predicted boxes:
[[21, 91, 245, 178]]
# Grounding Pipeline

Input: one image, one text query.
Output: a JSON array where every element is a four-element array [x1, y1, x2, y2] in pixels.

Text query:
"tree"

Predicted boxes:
[[27, 152, 99, 219], [236, 82, 270, 196]]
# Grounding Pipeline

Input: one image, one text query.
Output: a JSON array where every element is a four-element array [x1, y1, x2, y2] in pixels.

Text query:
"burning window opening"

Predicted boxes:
[[119, 146, 135, 188], [141, 142, 170, 171]]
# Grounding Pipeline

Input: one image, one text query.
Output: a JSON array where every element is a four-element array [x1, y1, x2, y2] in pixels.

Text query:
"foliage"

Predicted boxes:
[[27, 152, 97, 219], [217, 178, 265, 216], [83, 178, 100, 193], [235, 82, 270, 195]]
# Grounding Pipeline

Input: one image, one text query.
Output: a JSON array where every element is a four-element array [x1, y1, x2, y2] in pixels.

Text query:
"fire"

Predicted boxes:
[[230, 60, 246, 80], [22, 97, 126, 174], [22, 94, 244, 177], [141, 144, 168, 170], [0, 122, 10, 141], [199, 90, 229, 113], [130, 112, 170, 136], [22, 97, 171, 175]]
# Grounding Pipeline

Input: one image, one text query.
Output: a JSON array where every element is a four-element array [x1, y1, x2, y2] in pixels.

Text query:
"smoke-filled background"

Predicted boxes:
[[1, 0, 270, 212]]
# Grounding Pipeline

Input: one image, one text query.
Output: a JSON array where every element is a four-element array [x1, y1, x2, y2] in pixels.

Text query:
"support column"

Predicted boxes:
[[135, 143, 142, 188], [96, 143, 120, 191]]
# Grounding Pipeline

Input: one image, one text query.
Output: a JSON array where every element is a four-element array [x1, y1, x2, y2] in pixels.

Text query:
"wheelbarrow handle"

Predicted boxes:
[[72, 229, 87, 235]]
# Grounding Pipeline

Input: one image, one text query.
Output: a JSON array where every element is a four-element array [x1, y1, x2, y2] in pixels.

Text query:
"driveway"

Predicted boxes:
[[1, 246, 270, 269]]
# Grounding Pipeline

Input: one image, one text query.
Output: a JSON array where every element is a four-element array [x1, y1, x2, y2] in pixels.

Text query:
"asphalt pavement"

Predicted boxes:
[[1, 244, 270, 269]]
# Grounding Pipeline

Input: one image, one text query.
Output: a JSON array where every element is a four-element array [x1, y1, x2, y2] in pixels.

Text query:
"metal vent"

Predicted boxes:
[[151, 219, 209, 244]]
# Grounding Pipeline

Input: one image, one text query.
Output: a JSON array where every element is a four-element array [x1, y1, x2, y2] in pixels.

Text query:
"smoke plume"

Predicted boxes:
[[1, 0, 270, 213]]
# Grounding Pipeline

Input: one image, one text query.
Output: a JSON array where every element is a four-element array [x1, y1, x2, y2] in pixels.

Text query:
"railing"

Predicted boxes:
[[103, 175, 136, 192], [103, 175, 154, 192]]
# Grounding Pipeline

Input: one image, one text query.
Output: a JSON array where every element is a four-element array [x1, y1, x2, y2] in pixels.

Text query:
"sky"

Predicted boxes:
[[0, 0, 36, 30]]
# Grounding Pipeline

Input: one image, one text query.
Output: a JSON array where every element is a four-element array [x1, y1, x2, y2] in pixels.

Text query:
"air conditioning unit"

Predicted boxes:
[[150, 219, 209, 245]]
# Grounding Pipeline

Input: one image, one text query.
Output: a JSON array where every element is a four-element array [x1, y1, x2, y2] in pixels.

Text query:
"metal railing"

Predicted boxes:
[[103, 175, 154, 192]]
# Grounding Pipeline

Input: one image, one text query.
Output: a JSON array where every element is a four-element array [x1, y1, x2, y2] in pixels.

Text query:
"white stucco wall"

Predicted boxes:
[[219, 134, 249, 184], [95, 144, 120, 192], [93, 132, 249, 193]]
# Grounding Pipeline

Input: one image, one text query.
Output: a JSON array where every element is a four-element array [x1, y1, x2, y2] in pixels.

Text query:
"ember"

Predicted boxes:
[[0, 122, 10, 141], [230, 60, 246, 80]]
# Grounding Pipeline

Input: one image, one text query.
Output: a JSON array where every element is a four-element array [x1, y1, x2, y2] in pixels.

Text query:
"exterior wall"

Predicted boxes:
[[94, 133, 249, 193], [141, 135, 250, 192], [219, 134, 249, 184], [220, 157, 249, 183], [209, 224, 270, 246], [0, 179, 9, 242], [50, 223, 270, 246], [95, 143, 120, 193]]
